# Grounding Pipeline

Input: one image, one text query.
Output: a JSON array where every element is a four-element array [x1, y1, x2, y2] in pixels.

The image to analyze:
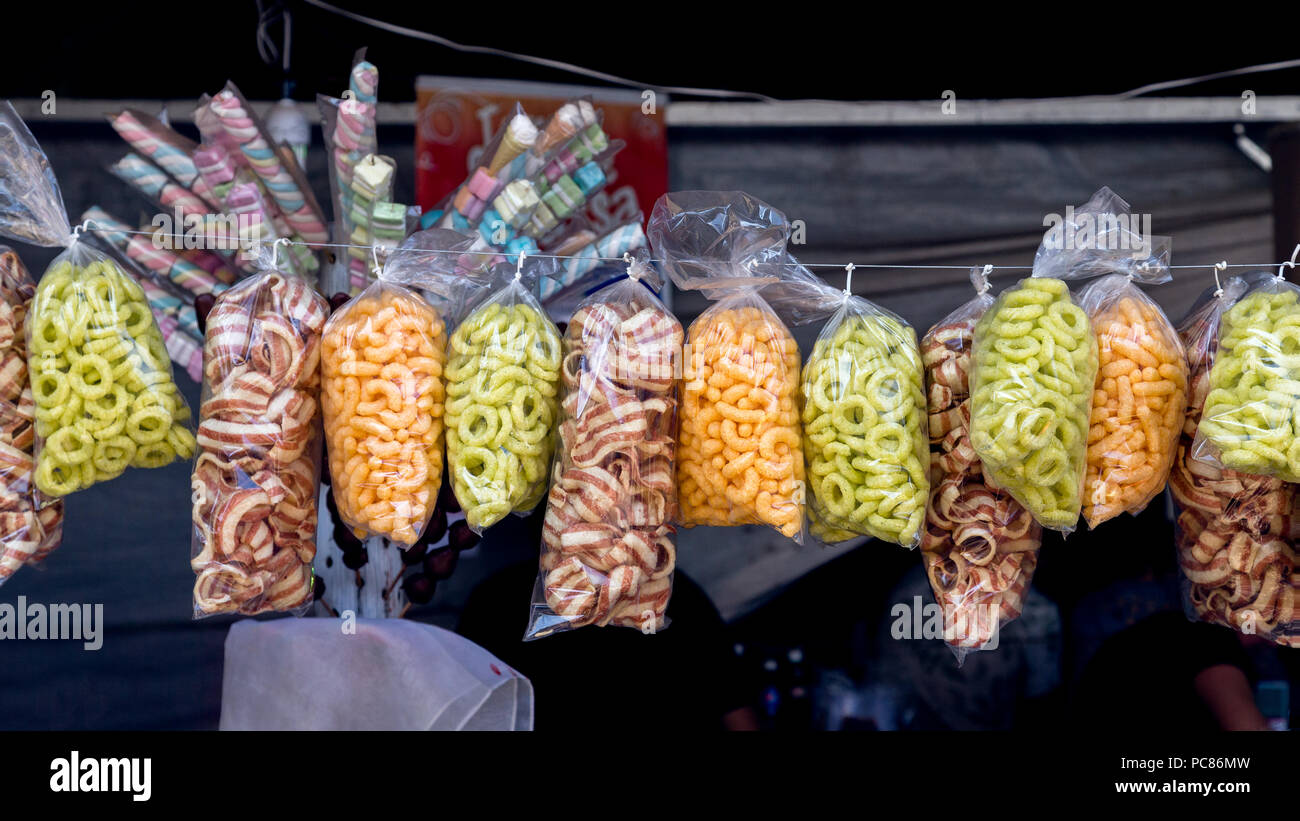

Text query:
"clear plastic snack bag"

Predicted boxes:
[[321, 232, 489, 547], [0, 101, 195, 500], [1193, 265, 1300, 481], [1172, 274, 1298, 647], [526, 254, 683, 638], [0, 246, 63, 585], [191, 244, 329, 616], [648, 190, 806, 542], [1077, 272, 1187, 528], [970, 187, 1166, 532], [919, 267, 1042, 662], [445, 257, 564, 533], [759, 255, 929, 546]]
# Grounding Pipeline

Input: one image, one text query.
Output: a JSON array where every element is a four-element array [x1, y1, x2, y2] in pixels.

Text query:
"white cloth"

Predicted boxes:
[[220, 618, 533, 730]]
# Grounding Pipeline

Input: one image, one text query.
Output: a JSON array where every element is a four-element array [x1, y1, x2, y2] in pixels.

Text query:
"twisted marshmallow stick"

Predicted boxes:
[[921, 319, 1041, 650], [191, 273, 328, 615], [210, 91, 329, 244], [540, 300, 682, 632], [1170, 299, 1298, 647]]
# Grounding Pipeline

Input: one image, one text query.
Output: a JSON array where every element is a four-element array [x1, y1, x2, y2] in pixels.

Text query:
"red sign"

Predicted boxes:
[[414, 77, 667, 235]]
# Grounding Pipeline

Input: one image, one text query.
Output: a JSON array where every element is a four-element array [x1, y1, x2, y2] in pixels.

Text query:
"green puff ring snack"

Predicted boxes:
[[970, 276, 1097, 531], [29, 257, 195, 497], [445, 295, 562, 531], [1198, 284, 1300, 480], [801, 306, 929, 546]]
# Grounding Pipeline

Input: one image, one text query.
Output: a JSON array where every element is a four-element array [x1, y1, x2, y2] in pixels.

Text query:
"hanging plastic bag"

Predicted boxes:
[[445, 256, 564, 533], [919, 267, 1042, 662], [1172, 274, 1298, 647], [970, 187, 1167, 532], [191, 244, 329, 616], [1193, 263, 1300, 481], [526, 254, 682, 638], [648, 190, 805, 542], [758, 254, 929, 546], [321, 231, 489, 547], [1077, 271, 1187, 528], [0, 247, 63, 585], [0, 102, 195, 500]]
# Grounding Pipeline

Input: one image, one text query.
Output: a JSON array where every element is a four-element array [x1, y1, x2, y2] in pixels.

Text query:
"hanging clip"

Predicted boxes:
[[515, 251, 527, 282], [273, 236, 290, 270], [1212, 261, 1227, 297], [1281, 243, 1300, 281], [843, 263, 856, 296], [69, 219, 91, 244], [977, 264, 992, 295], [371, 244, 383, 278], [624, 252, 641, 282]]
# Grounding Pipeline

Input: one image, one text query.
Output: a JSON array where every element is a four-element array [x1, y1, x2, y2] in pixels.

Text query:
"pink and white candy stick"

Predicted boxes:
[[209, 89, 329, 244]]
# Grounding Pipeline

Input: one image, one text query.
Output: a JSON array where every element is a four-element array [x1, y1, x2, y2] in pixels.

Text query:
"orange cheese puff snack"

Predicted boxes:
[[1079, 276, 1188, 528], [321, 283, 446, 547], [678, 299, 805, 540]]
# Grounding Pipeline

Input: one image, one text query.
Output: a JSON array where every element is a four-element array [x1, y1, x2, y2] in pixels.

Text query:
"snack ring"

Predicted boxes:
[[1171, 294, 1298, 648], [534, 297, 683, 635], [29, 256, 194, 497], [1199, 287, 1300, 480], [801, 310, 929, 546], [445, 299, 561, 530], [919, 317, 1042, 652], [191, 273, 327, 616], [970, 277, 1097, 530]]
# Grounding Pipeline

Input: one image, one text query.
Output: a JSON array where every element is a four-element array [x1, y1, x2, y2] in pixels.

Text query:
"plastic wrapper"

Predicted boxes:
[[969, 188, 1167, 531], [970, 277, 1095, 532], [1194, 273, 1300, 481], [1171, 277, 1298, 647], [322, 283, 447, 547], [0, 102, 195, 499], [649, 191, 806, 541], [919, 269, 1042, 661], [0, 247, 63, 585], [527, 258, 682, 638], [797, 297, 928, 546], [191, 258, 328, 616], [1077, 274, 1187, 528], [445, 265, 563, 532]]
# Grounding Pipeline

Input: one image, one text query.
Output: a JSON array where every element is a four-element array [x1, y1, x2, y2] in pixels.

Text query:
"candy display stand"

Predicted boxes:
[[220, 618, 533, 730]]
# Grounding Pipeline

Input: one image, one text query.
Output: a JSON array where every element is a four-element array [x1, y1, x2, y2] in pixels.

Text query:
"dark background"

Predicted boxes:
[[5, 3, 1300, 103]]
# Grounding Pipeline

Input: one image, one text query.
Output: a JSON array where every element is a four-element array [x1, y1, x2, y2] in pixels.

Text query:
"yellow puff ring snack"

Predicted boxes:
[[1198, 285, 1300, 480], [322, 285, 445, 547], [445, 297, 562, 531], [1082, 284, 1187, 527], [970, 276, 1097, 530], [678, 303, 804, 539], [28, 257, 194, 497], [801, 309, 929, 546]]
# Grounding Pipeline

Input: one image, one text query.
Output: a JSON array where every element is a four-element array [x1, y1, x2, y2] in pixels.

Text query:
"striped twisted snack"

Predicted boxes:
[[678, 302, 804, 539], [191, 273, 327, 616], [536, 297, 682, 634], [1170, 296, 1298, 647], [322, 285, 445, 546], [921, 317, 1041, 652], [0, 249, 63, 584]]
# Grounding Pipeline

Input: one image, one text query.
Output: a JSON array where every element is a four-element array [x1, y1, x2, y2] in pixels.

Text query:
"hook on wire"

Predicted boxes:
[[1213, 260, 1227, 297], [843, 263, 856, 296]]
